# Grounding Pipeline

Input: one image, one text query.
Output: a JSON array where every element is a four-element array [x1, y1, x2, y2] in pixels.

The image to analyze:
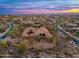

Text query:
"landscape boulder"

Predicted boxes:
[[21, 27, 52, 39]]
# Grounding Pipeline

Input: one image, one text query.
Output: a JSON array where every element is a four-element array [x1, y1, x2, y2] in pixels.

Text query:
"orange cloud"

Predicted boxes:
[[12, 9, 79, 13], [64, 9, 79, 13], [14, 10, 64, 13]]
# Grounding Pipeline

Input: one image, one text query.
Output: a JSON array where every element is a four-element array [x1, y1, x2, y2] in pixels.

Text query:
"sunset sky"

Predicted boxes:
[[0, 0, 79, 14]]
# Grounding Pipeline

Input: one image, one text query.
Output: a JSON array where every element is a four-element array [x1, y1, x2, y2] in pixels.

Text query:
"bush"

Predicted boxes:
[[66, 35, 72, 41], [9, 25, 21, 38], [76, 31, 79, 36], [15, 40, 29, 53], [0, 40, 8, 48], [33, 35, 46, 41]]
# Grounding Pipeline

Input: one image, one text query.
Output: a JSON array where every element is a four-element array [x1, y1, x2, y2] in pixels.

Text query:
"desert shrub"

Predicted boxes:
[[9, 25, 21, 38], [36, 48, 46, 52], [44, 22, 54, 32], [33, 35, 46, 41], [15, 40, 29, 53], [66, 35, 72, 41], [76, 31, 79, 36], [33, 48, 46, 57], [0, 47, 7, 55], [0, 29, 5, 33], [0, 40, 8, 48]]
